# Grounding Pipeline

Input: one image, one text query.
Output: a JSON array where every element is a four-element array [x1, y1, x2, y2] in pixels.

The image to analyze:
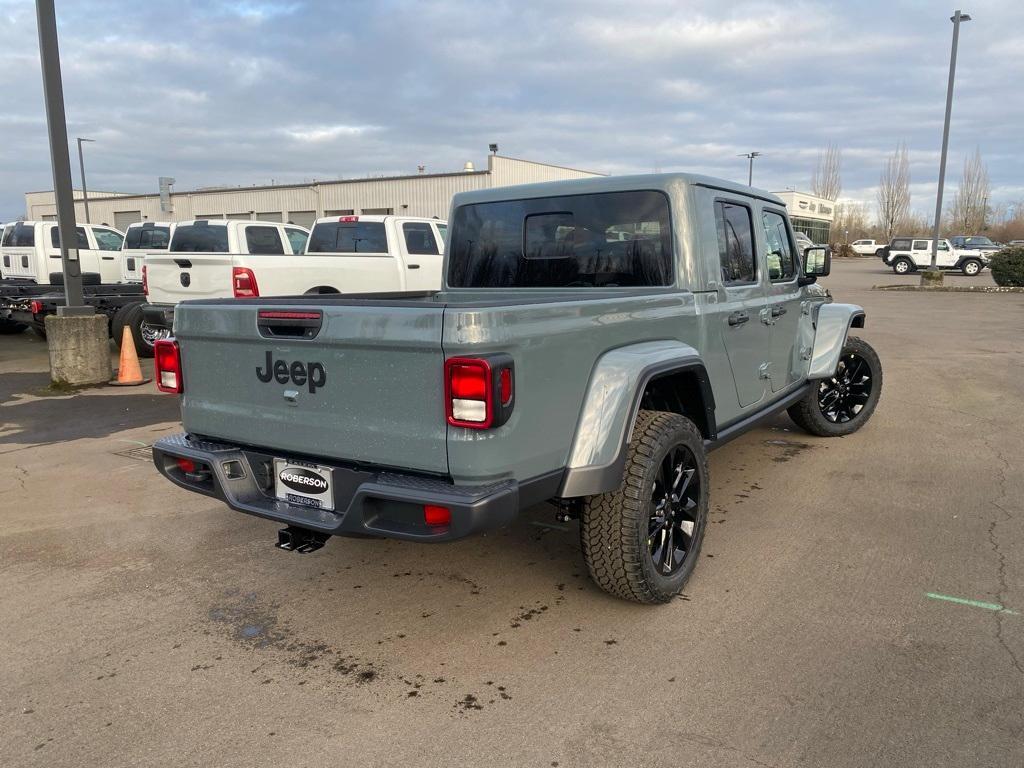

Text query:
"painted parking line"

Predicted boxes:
[[926, 592, 1019, 615]]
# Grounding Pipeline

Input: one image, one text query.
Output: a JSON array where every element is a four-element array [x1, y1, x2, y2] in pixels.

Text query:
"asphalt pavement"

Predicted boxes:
[[1, 258, 1022, 767]]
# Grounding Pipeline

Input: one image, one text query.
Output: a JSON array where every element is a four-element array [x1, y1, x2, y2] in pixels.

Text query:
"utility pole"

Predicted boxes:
[[36, 0, 86, 313], [76, 137, 94, 223], [739, 152, 761, 186], [928, 9, 971, 279]]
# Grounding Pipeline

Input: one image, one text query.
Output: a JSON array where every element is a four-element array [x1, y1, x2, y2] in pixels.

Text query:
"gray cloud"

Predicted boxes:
[[1, 0, 1022, 222]]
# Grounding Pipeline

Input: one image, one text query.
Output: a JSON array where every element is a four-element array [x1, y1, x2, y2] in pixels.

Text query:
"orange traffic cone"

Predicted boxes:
[[110, 325, 152, 386]]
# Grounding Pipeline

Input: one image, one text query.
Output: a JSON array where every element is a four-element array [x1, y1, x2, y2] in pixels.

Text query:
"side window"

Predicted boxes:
[[435, 223, 447, 246], [50, 226, 89, 249], [761, 210, 795, 281], [938, 241, 949, 251], [912, 240, 928, 250], [714, 201, 756, 285], [245, 225, 284, 255], [284, 227, 308, 254], [93, 228, 124, 251], [891, 238, 911, 251], [402, 222, 439, 255]]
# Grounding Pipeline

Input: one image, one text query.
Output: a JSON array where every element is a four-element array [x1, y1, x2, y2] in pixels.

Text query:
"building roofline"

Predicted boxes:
[[494, 154, 606, 176]]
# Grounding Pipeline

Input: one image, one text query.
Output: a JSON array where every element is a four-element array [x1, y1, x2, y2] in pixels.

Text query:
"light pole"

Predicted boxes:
[[928, 9, 971, 278], [739, 152, 761, 186], [76, 137, 94, 223]]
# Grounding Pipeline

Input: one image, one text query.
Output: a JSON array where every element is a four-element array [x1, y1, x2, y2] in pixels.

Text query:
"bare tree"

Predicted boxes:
[[833, 201, 871, 241], [946, 147, 991, 233], [876, 143, 911, 241], [811, 143, 842, 201]]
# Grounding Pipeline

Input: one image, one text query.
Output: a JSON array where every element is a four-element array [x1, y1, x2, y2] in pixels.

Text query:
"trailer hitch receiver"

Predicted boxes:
[[276, 526, 329, 554]]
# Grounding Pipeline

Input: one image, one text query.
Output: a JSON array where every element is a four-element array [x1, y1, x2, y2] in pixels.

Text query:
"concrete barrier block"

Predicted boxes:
[[44, 313, 110, 386]]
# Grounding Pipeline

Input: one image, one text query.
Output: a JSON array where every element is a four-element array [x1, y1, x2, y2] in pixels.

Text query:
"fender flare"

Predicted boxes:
[[807, 303, 866, 380], [558, 340, 715, 498]]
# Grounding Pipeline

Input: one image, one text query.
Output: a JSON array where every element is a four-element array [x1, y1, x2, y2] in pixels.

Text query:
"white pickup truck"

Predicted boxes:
[[142, 218, 310, 337], [1, 220, 126, 284], [120, 220, 175, 283], [142, 215, 446, 335], [850, 239, 885, 257]]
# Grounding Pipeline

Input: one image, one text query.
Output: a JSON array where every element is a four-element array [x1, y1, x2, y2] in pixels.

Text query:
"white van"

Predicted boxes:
[[1, 220, 126, 284], [121, 221, 175, 283]]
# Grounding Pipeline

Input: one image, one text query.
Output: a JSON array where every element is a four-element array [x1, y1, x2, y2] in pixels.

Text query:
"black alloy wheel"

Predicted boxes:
[[648, 445, 701, 575], [816, 351, 873, 424]]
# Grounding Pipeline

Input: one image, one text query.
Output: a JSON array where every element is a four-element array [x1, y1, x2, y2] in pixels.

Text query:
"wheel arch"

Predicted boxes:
[[807, 303, 866, 379], [558, 340, 715, 498]]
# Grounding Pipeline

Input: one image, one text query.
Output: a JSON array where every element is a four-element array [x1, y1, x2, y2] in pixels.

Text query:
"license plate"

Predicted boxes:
[[274, 459, 334, 511]]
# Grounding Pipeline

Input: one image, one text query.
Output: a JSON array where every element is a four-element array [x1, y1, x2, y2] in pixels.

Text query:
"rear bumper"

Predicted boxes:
[[152, 433, 540, 542], [143, 303, 175, 331]]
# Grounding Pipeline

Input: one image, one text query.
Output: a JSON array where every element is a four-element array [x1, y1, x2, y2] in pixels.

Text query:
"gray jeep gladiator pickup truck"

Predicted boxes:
[[152, 173, 882, 603]]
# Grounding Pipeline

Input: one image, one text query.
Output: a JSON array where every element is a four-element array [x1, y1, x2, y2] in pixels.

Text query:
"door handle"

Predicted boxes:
[[727, 311, 749, 326], [770, 306, 787, 317], [407, 264, 420, 269]]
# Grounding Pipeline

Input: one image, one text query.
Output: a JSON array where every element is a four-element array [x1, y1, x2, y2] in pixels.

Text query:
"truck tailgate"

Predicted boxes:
[[145, 252, 234, 304], [174, 300, 448, 475]]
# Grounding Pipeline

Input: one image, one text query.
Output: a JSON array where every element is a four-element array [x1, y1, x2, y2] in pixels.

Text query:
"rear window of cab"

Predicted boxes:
[[307, 221, 388, 254], [447, 190, 673, 288], [170, 224, 229, 253]]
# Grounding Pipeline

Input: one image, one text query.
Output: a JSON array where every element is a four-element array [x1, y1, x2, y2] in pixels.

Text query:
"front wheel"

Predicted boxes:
[[581, 411, 709, 604], [789, 336, 882, 437], [961, 259, 982, 276]]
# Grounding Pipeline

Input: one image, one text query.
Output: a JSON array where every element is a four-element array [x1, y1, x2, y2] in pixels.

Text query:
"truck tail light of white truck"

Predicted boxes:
[[154, 339, 183, 393], [232, 267, 259, 298], [142, 265, 148, 296], [444, 355, 514, 429]]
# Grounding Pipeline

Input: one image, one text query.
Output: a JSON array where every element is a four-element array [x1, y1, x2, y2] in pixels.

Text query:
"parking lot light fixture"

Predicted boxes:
[[928, 9, 971, 284], [739, 152, 762, 186]]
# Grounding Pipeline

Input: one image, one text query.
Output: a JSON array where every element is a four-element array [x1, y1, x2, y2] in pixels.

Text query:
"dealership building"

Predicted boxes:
[[772, 190, 835, 244], [23, 155, 602, 231]]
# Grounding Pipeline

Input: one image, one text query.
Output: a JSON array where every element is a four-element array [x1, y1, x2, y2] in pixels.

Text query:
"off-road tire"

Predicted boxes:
[[580, 410, 709, 604], [892, 258, 913, 275], [788, 336, 882, 437], [961, 258, 982, 276], [112, 302, 158, 358]]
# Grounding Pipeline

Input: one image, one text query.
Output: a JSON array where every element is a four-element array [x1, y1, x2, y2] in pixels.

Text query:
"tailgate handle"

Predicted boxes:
[[174, 259, 193, 268], [257, 309, 323, 340]]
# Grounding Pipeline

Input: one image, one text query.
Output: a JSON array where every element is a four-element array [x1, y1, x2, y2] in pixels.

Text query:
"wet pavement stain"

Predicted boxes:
[[764, 439, 814, 462]]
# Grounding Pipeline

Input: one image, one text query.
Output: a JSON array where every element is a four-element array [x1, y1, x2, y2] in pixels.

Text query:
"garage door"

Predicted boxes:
[[114, 211, 142, 231], [288, 210, 317, 228]]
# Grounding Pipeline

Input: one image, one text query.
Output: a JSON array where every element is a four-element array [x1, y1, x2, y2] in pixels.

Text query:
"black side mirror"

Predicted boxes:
[[799, 245, 830, 285]]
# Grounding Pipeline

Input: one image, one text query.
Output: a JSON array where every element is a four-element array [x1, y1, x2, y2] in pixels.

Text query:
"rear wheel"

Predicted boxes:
[[580, 410, 709, 604], [893, 257, 913, 275], [112, 302, 165, 358], [874, 248, 885, 257], [961, 259, 982, 276], [789, 336, 882, 437]]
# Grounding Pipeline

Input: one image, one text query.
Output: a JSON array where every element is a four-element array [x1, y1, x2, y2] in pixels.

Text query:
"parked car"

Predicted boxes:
[[141, 219, 311, 343], [1008, 240, 1024, 246], [882, 237, 988, 275], [950, 235, 1001, 254], [850, 239, 885, 256], [150, 173, 881, 604]]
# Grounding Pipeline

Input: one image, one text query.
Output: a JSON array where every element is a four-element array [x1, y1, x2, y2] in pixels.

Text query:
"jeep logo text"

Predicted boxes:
[[256, 351, 326, 393]]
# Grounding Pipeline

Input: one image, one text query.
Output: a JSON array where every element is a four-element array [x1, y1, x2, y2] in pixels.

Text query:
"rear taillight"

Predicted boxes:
[[232, 267, 259, 298], [142, 264, 148, 295], [30, 300, 43, 315], [444, 355, 514, 429], [154, 339, 183, 393]]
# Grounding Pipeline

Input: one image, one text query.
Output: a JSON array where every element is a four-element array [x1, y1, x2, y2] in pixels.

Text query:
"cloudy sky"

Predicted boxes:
[[1, 0, 1022, 222]]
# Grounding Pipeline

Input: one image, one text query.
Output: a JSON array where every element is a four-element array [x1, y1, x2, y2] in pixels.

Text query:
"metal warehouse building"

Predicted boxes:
[[23, 155, 602, 231]]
